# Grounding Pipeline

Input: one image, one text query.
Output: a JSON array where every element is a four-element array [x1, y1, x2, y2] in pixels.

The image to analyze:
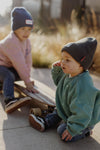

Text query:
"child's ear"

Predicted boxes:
[[80, 65, 84, 71]]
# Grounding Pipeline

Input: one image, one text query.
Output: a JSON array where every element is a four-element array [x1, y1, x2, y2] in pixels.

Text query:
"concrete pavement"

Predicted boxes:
[[0, 68, 100, 150]]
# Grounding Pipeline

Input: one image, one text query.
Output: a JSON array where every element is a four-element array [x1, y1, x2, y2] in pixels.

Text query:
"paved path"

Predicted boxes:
[[0, 68, 100, 150]]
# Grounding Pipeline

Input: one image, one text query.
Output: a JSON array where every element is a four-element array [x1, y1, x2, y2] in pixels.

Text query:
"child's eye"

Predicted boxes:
[[66, 59, 70, 62], [21, 27, 25, 30], [61, 58, 70, 63], [28, 28, 31, 31]]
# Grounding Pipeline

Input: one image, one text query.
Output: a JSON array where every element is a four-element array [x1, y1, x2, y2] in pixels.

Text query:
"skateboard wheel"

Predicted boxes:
[[30, 108, 42, 116]]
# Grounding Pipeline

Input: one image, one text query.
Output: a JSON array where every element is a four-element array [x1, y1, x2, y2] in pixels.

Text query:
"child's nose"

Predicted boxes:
[[25, 30, 30, 35], [61, 60, 66, 64], [61, 61, 65, 67]]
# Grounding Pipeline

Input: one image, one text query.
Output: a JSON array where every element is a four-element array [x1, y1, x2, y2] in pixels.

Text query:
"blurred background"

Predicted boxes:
[[0, 0, 100, 74]]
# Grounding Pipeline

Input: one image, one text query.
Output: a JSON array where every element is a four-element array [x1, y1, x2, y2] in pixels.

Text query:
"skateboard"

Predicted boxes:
[[6, 79, 56, 114]]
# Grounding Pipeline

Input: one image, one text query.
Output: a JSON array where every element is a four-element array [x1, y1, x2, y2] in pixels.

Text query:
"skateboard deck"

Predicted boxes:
[[14, 79, 56, 112]]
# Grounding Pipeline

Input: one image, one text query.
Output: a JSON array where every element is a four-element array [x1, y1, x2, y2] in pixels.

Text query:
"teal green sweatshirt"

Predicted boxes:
[[51, 66, 100, 137]]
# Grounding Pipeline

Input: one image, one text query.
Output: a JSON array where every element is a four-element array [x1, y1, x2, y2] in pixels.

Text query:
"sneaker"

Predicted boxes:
[[5, 98, 18, 107], [29, 114, 45, 132], [5, 97, 31, 113]]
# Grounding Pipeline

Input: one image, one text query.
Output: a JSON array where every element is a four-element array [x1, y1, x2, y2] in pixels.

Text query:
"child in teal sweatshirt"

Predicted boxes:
[[29, 37, 100, 142]]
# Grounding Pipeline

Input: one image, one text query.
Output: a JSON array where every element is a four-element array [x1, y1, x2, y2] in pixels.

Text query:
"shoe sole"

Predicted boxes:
[[29, 114, 44, 132], [5, 97, 31, 113]]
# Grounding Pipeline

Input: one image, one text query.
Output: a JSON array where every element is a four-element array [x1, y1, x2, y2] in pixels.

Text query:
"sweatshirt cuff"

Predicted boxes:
[[52, 66, 63, 74]]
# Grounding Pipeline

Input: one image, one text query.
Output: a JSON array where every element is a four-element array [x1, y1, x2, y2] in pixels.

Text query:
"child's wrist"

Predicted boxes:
[[25, 80, 31, 87]]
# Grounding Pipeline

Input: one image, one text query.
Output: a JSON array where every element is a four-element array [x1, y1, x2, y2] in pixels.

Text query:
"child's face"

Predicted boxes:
[[61, 51, 83, 77], [14, 26, 32, 41]]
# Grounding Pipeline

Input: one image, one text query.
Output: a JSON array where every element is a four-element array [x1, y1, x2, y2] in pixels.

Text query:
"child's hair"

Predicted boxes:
[[11, 7, 33, 31], [61, 37, 97, 70]]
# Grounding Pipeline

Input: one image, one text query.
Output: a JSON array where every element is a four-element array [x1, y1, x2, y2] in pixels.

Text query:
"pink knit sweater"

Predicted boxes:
[[0, 31, 32, 85]]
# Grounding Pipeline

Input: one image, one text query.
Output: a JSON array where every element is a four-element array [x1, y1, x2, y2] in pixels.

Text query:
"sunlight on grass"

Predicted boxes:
[[88, 31, 100, 74], [30, 32, 65, 68], [30, 23, 100, 74], [30, 20, 87, 68], [0, 25, 10, 40], [0, 20, 100, 74]]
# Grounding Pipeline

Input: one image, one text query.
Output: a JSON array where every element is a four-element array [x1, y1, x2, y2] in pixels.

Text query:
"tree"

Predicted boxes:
[[40, 0, 51, 18], [12, 0, 23, 8], [61, 0, 81, 21]]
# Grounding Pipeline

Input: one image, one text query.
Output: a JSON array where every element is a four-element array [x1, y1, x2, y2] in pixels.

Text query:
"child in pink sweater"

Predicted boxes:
[[0, 7, 35, 112]]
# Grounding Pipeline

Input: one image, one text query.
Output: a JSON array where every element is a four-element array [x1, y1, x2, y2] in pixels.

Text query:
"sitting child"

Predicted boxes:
[[29, 37, 100, 142], [0, 7, 36, 112]]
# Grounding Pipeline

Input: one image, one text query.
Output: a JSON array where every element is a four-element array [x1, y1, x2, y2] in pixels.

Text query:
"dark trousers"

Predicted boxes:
[[0, 66, 20, 100], [45, 109, 62, 128], [44, 109, 93, 142]]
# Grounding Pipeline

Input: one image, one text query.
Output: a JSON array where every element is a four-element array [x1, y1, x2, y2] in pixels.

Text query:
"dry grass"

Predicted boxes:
[[30, 32, 65, 68], [30, 9, 100, 74], [88, 31, 100, 74], [30, 23, 100, 74], [0, 25, 10, 40], [0, 18, 100, 74], [30, 21, 87, 68]]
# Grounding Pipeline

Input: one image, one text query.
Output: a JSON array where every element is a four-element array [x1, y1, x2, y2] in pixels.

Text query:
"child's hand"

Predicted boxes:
[[26, 81, 38, 93], [62, 129, 72, 141], [53, 60, 61, 67]]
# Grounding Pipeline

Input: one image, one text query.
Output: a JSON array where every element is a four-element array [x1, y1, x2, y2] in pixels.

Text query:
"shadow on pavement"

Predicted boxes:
[[0, 69, 100, 150], [1, 93, 100, 150], [2, 118, 100, 150]]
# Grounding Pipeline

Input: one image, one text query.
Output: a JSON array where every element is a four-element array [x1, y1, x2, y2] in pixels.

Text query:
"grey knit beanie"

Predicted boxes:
[[61, 37, 97, 70], [11, 7, 33, 31]]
